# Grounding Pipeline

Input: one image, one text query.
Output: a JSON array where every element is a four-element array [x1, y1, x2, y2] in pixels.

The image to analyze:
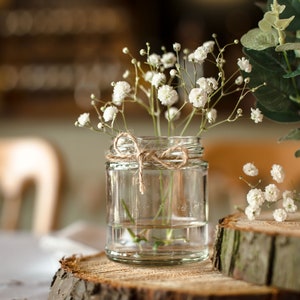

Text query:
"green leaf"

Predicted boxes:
[[295, 149, 300, 157], [243, 47, 300, 122], [279, 128, 300, 141], [241, 28, 278, 50], [283, 67, 300, 78]]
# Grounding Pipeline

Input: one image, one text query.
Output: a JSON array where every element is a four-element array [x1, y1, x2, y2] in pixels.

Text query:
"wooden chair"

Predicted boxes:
[[0, 137, 64, 234]]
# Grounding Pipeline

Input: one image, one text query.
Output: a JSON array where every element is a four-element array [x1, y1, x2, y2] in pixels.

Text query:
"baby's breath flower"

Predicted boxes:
[[264, 183, 280, 202], [147, 53, 161, 67], [173, 42, 181, 52], [169, 69, 177, 77], [112, 81, 131, 106], [196, 77, 218, 94], [122, 70, 130, 79], [165, 107, 180, 121], [283, 197, 297, 213], [97, 122, 104, 130], [243, 162, 259, 176], [235, 75, 244, 85], [157, 85, 178, 106], [206, 108, 217, 124], [237, 57, 252, 73], [271, 164, 285, 183], [250, 107, 263, 123], [75, 112, 90, 127], [144, 71, 154, 83], [103, 106, 118, 122], [139, 49, 146, 56], [161, 52, 177, 68], [273, 208, 287, 222], [245, 205, 261, 220], [246, 188, 265, 208], [203, 41, 215, 53], [122, 47, 129, 54], [151, 72, 166, 88], [191, 46, 208, 63], [188, 88, 208, 108]]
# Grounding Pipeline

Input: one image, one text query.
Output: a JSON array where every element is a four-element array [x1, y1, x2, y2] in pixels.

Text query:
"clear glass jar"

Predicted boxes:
[[105, 135, 209, 265]]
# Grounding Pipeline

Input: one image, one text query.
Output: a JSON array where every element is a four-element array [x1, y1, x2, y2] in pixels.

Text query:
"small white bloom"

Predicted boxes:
[[157, 85, 179, 106], [283, 197, 297, 213], [112, 81, 131, 106], [103, 105, 118, 122], [122, 47, 129, 54], [245, 205, 261, 221], [97, 122, 104, 130], [193, 46, 208, 63], [271, 164, 285, 183], [76, 113, 90, 127], [161, 52, 177, 68], [188, 88, 208, 108], [282, 190, 294, 200], [206, 108, 217, 124], [202, 40, 215, 53], [243, 162, 259, 176], [235, 75, 244, 85], [144, 71, 154, 83], [170, 69, 177, 77], [165, 106, 180, 121], [237, 57, 252, 73], [250, 107, 263, 123], [122, 70, 130, 79], [246, 188, 265, 208], [151, 72, 166, 88], [196, 77, 218, 94], [173, 42, 181, 52], [264, 183, 280, 202], [147, 53, 161, 67], [273, 208, 287, 222]]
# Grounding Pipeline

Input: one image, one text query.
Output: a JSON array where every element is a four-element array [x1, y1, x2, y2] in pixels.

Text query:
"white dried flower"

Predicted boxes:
[[245, 205, 261, 221], [75, 113, 90, 127], [196, 77, 218, 94], [273, 208, 287, 222], [206, 108, 217, 124], [235, 76, 244, 85], [283, 197, 297, 213], [170, 69, 177, 77], [203, 41, 215, 53], [112, 81, 131, 106], [103, 106, 118, 122], [192, 46, 208, 63], [188, 88, 208, 108], [161, 52, 177, 68], [157, 85, 179, 106], [237, 57, 252, 73], [147, 53, 161, 67], [250, 107, 263, 123], [271, 164, 285, 183], [264, 183, 280, 202], [246, 188, 265, 208], [165, 107, 180, 121], [144, 71, 154, 83], [173, 42, 181, 52], [151, 72, 166, 88], [243, 162, 259, 176]]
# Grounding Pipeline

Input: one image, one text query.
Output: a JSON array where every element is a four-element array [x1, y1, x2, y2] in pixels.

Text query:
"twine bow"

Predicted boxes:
[[106, 132, 190, 194]]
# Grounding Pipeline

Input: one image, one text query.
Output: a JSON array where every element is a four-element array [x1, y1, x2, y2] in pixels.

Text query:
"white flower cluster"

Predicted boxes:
[[242, 162, 298, 222], [75, 36, 264, 137]]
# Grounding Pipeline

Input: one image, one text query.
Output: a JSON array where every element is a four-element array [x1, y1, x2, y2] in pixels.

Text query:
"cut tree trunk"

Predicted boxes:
[[49, 251, 300, 299], [212, 211, 300, 292]]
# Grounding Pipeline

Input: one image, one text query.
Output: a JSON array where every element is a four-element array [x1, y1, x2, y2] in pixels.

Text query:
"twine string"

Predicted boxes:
[[106, 132, 190, 194]]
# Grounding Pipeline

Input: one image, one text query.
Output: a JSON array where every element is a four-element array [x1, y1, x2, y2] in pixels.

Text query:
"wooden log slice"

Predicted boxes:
[[212, 211, 300, 292], [49, 251, 299, 299]]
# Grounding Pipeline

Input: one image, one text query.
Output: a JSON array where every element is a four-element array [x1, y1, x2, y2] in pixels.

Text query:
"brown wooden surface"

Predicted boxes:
[[48, 251, 300, 299], [212, 212, 300, 293]]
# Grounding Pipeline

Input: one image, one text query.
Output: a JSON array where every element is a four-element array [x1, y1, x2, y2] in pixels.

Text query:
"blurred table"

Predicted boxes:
[[0, 222, 106, 299]]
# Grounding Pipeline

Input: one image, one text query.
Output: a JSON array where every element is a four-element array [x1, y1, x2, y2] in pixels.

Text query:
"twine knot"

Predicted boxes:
[[106, 132, 190, 194]]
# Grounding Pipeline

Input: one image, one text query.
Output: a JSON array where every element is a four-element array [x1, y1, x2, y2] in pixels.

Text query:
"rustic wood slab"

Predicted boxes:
[[48, 251, 299, 299], [212, 212, 300, 292]]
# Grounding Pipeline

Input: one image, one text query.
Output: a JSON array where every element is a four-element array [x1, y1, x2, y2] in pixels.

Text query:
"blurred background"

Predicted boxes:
[[0, 0, 299, 232]]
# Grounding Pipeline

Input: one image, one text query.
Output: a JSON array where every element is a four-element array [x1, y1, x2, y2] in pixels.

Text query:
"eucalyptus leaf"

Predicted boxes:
[[276, 42, 300, 51], [241, 28, 278, 50], [279, 128, 300, 141]]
